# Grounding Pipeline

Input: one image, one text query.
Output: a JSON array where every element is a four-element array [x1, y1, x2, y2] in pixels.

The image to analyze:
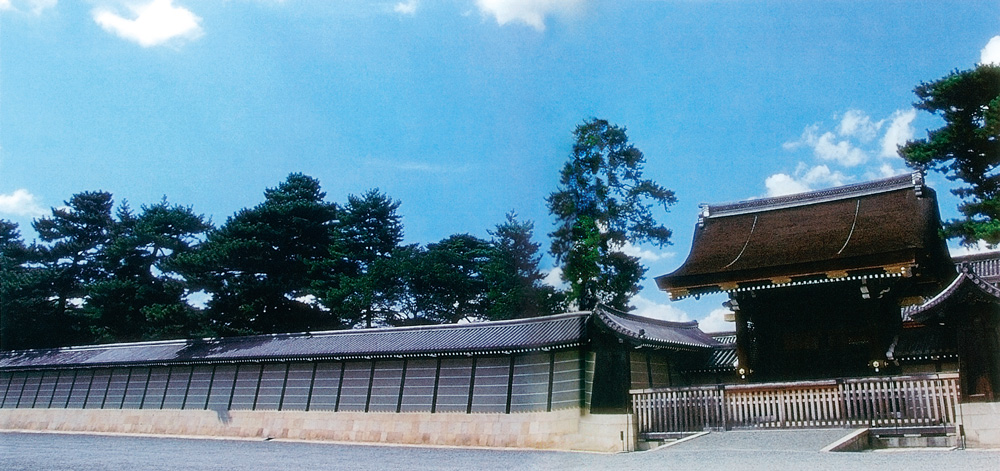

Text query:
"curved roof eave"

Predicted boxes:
[[593, 305, 720, 350]]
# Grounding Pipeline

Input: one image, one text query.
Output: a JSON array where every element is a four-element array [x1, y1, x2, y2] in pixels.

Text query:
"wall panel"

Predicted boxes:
[[229, 365, 260, 410], [182, 366, 213, 410], [16, 371, 42, 408], [307, 362, 341, 411], [254, 364, 287, 410], [161, 367, 191, 409], [121, 367, 149, 409], [142, 367, 170, 409], [471, 356, 509, 413], [510, 353, 549, 413], [337, 361, 372, 412], [65, 370, 92, 409], [550, 350, 582, 410], [399, 359, 436, 413], [50, 371, 73, 408], [206, 365, 237, 411], [280, 363, 313, 411], [435, 358, 472, 413], [103, 368, 130, 409], [368, 360, 404, 412], [84, 369, 112, 409]]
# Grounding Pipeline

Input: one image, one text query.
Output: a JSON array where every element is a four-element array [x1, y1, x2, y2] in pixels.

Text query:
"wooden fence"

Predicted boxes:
[[630, 373, 960, 434]]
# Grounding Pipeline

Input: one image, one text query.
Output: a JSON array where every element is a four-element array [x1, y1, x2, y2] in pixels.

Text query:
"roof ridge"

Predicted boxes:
[[702, 172, 921, 219], [595, 304, 700, 329], [0, 312, 593, 358]]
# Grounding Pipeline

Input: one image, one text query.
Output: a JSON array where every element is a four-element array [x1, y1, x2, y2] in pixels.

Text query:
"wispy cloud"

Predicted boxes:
[[93, 0, 203, 48], [364, 157, 472, 174], [880, 109, 916, 158], [0, 0, 56, 15], [393, 0, 418, 15], [475, 0, 584, 31], [0, 189, 46, 217], [773, 108, 914, 196]]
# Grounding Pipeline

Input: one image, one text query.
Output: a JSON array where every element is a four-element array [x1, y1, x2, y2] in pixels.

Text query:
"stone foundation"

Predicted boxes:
[[962, 401, 1000, 448], [0, 407, 634, 453]]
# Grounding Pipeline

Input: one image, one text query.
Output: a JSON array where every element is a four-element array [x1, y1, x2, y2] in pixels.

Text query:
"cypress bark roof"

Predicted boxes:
[[0, 308, 719, 371], [593, 305, 721, 350], [657, 172, 951, 299]]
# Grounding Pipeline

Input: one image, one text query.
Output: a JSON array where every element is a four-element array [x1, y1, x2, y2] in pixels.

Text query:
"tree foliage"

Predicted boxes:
[[547, 118, 676, 311], [183, 173, 338, 335], [901, 65, 1000, 245], [323, 189, 409, 328], [484, 212, 562, 320], [3, 170, 580, 350], [411, 234, 493, 324]]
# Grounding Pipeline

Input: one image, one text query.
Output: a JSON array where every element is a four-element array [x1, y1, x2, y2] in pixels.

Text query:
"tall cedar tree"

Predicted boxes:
[[184, 173, 338, 335], [901, 65, 1000, 245], [485, 213, 563, 319], [324, 189, 408, 328], [547, 118, 676, 311]]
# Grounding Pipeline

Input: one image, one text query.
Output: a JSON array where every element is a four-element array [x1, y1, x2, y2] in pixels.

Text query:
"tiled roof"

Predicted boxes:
[[0, 312, 591, 370], [904, 267, 1000, 323], [890, 326, 958, 363], [593, 306, 721, 350], [657, 172, 952, 299]]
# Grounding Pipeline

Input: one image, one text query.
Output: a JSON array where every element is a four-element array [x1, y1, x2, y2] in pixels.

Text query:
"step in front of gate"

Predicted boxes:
[[869, 426, 958, 448]]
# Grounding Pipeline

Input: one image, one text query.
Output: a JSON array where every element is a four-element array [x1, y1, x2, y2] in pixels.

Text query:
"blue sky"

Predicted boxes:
[[2, 0, 999, 331]]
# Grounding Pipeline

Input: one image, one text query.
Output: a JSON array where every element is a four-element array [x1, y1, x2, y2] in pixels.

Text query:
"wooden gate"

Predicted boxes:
[[630, 373, 960, 434]]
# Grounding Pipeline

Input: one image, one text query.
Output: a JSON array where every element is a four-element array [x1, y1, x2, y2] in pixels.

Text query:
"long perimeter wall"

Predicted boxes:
[[0, 349, 637, 452]]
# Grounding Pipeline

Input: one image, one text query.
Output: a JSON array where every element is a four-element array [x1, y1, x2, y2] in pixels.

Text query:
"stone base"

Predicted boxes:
[[0, 408, 633, 453], [961, 402, 1000, 448]]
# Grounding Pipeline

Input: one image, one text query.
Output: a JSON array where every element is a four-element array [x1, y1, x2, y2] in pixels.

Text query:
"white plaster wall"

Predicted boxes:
[[0, 407, 633, 453], [961, 401, 1000, 448]]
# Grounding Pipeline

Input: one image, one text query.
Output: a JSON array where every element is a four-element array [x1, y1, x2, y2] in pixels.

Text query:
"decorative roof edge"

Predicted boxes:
[[668, 268, 909, 300], [0, 343, 589, 372], [593, 305, 720, 349], [906, 266, 1000, 321], [698, 172, 922, 221], [5, 311, 593, 357]]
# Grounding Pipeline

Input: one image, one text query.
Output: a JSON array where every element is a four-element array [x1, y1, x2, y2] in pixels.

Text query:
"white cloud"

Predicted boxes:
[[476, 0, 583, 31], [765, 164, 849, 197], [698, 308, 735, 334], [949, 241, 999, 257], [837, 109, 880, 143], [0, 189, 46, 217], [981, 36, 1000, 66], [880, 109, 917, 158], [630, 295, 691, 323], [782, 124, 819, 151], [814, 131, 868, 167], [614, 240, 674, 263], [394, 0, 418, 15], [93, 0, 203, 48], [0, 0, 56, 15], [542, 266, 567, 289], [873, 162, 906, 179], [764, 173, 809, 197]]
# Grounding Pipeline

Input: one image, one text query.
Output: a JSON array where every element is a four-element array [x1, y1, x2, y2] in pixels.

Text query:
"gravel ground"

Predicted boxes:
[[2, 431, 999, 471]]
